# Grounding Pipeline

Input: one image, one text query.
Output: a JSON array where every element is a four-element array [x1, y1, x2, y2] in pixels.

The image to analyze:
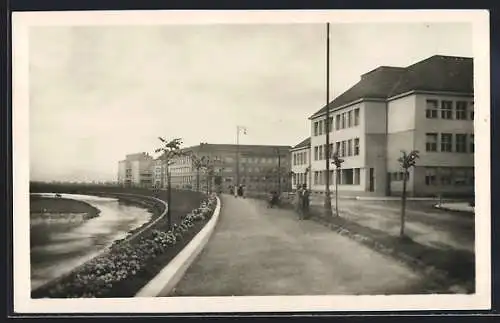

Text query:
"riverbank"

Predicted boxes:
[[30, 193, 155, 294], [30, 195, 101, 219], [30, 186, 211, 298], [30, 195, 101, 248]]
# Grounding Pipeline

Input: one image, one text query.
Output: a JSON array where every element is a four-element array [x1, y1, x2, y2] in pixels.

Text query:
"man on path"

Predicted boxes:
[[295, 184, 304, 220], [301, 183, 310, 219]]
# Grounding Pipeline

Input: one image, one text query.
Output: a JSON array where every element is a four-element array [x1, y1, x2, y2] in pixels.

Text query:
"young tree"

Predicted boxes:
[[191, 154, 204, 192], [397, 149, 419, 237], [331, 151, 344, 217], [154, 137, 184, 230]]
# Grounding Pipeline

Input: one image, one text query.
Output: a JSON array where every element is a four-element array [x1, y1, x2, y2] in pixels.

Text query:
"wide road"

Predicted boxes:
[[168, 195, 430, 296]]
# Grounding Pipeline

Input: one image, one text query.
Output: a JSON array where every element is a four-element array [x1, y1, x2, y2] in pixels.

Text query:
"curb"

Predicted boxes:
[[135, 195, 222, 297]]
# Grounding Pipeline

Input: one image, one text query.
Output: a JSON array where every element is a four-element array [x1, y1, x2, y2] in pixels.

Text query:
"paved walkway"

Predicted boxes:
[[168, 195, 428, 296]]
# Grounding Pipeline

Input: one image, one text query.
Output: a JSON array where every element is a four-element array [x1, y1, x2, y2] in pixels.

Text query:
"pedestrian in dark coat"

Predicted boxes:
[[301, 184, 310, 219]]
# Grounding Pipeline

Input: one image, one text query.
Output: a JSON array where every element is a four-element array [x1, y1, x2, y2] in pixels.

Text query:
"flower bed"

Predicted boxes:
[[32, 194, 218, 298]]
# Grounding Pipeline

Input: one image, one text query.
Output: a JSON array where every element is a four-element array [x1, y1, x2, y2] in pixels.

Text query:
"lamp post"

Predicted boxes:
[[274, 147, 282, 196], [236, 126, 247, 188], [324, 22, 333, 217]]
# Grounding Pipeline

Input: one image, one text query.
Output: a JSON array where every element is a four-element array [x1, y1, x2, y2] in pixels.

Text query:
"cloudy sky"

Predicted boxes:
[[29, 22, 472, 182]]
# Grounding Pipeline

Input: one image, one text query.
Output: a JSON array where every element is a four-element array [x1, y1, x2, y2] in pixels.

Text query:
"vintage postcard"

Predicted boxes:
[[12, 9, 490, 313]]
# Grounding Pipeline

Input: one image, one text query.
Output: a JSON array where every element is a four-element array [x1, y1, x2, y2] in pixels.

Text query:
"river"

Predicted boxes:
[[30, 193, 153, 291]]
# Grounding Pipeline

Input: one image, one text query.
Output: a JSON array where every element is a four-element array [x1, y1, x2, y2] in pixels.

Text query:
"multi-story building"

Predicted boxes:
[[291, 137, 311, 189], [117, 152, 154, 188], [152, 158, 165, 188], [305, 55, 474, 197], [168, 143, 292, 194]]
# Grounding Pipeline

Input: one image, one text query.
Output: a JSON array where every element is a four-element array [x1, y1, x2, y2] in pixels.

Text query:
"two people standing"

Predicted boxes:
[[295, 184, 310, 220], [232, 184, 245, 198]]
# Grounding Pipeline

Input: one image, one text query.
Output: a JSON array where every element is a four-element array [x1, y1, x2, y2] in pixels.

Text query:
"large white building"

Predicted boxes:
[[117, 152, 154, 188], [301, 55, 474, 197]]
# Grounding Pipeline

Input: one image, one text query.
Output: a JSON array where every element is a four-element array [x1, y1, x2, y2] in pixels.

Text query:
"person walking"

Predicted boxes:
[[301, 184, 310, 219], [295, 184, 304, 220]]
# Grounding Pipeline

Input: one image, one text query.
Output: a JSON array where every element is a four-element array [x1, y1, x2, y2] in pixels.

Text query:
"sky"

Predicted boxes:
[[29, 22, 473, 182]]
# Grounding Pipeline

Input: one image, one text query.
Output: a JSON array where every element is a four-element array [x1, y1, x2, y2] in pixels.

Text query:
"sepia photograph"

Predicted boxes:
[[12, 10, 490, 313]]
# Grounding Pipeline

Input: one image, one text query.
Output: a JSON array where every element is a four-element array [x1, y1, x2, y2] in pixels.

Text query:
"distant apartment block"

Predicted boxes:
[[291, 137, 311, 189], [117, 152, 154, 188], [169, 143, 292, 193], [302, 55, 474, 197]]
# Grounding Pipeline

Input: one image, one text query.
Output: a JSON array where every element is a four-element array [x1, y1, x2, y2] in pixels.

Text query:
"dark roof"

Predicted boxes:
[[310, 55, 473, 118], [292, 137, 311, 150]]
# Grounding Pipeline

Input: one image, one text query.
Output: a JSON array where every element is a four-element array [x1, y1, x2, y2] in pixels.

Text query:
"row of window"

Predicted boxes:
[[293, 151, 308, 165], [390, 171, 410, 182], [292, 172, 308, 186], [424, 167, 474, 186], [313, 168, 361, 185], [425, 133, 474, 153], [313, 108, 360, 136], [313, 138, 360, 160], [425, 99, 474, 120]]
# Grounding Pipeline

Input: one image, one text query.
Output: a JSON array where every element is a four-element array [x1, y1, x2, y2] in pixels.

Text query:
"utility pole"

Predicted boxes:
[[324, 22, 333, 218], [236, 126, 247, 189]]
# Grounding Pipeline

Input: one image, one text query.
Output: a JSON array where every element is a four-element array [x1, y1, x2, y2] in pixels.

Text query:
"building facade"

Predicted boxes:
[[291, 137, 311, 189], [117, 152, 154, 188], [305, 55, 474, 197], [168, 143, 292, 194]]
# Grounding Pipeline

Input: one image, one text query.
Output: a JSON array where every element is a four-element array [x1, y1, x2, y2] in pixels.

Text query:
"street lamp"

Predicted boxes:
[[274, 147, 282, 196], [324, 22, 333, 217], [236, 126, 247, 188]]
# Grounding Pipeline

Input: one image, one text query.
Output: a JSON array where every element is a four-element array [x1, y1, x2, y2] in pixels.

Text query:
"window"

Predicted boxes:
[[335, 115, 341, 130], [348, 110, 353, 128], [455, 134, 467, 153], [335, 142, 341, 155], [441, 100, 453, 119], [440, 167, 452, 185], [354, 108, 360, 126], [354, 168, 360, 185], [314, 122, 318, 136], [425, 168, 437, 186], [314, 146, 319, 160], [318, 120, 323, 135], [329, 117, 333, 132], [347, 139, 353, 156], [470, 101, 474, 120], [454, 168, 467, 185], [470, 134, 474, 153], [314, 171, 319, 185], [341, 113, 346, 129], [329, 143, 334, 159], [426, 133, 438, 152], [456, 101, 468, 120], [426, 100, 438, 118], [341, 141, 346, 157], [354, 138, 360, 156], [319, 145, 323, 160], [343, 169, 354, 185], [441, 133, 452, 152], [293, 154, 297, 165]]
